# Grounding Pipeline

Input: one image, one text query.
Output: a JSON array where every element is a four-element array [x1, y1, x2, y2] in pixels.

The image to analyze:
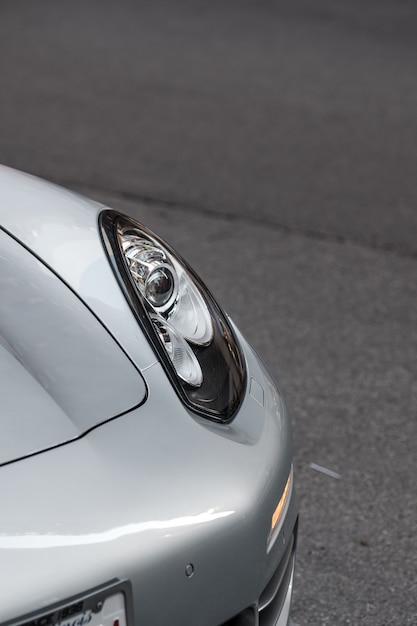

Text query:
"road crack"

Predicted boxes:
[[56, 177, 417, 261]]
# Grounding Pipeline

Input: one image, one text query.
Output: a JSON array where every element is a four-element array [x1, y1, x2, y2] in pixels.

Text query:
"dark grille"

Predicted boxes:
[[258, 534, 295, 626], [221, 526, 297, 626], [222, 607, 257, 626]]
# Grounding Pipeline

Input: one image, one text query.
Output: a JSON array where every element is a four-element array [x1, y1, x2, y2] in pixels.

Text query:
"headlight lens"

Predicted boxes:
[[100, 211, 246, 422]]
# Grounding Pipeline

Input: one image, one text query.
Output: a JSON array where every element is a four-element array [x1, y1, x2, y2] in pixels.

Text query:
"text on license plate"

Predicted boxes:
[[56, 592, 127, 626]]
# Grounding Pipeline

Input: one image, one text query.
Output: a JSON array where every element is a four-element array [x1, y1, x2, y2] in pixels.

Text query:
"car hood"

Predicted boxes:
[[0, 228, 147, 466], [0, 165, 158, 373]]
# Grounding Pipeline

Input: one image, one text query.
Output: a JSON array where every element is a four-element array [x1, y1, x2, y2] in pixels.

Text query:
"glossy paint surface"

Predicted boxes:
[[0, 230, 146, 465], [0, 167, 297, 626], [1, 339, 296, 624], [0, 165, 158, 371]]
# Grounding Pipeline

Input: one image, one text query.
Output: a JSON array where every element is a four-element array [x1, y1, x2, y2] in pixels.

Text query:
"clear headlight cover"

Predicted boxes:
[[100, 211, 246, 422]]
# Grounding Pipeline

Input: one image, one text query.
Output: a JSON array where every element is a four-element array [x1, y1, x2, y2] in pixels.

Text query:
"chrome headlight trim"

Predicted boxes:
[[100, 210, 246, 422]]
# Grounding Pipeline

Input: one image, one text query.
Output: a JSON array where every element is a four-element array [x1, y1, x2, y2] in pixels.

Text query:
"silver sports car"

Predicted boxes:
[[0, 166, 298, 626]]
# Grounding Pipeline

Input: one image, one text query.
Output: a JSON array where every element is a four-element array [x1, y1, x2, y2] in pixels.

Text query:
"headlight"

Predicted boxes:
[[100, 211, 246, 422]]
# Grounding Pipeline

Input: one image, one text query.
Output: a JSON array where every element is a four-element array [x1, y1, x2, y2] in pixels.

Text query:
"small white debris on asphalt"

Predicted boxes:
[[309, 463, 342, 480]]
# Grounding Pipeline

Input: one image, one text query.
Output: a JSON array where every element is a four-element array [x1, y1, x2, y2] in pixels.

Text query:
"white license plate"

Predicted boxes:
[[10, 582, 131, 626], [56, 592, 127, 626]]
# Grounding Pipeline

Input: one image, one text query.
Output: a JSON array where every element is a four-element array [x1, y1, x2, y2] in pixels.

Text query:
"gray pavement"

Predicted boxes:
[[1, 1, 416, 624]]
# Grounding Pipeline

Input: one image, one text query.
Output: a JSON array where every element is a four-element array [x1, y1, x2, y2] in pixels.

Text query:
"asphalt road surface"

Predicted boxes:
[[1, 2, 416, 625]]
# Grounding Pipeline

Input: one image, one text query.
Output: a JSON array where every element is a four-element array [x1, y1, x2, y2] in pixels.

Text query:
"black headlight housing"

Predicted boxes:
[[100, 210, 246, 423]]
